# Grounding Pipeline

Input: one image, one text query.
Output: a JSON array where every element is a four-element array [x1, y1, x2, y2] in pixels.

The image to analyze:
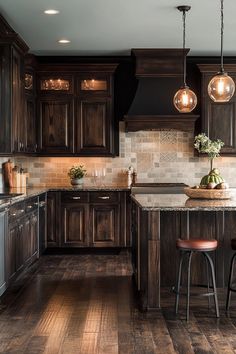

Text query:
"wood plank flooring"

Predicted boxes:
[[1, 252, 236, 353]]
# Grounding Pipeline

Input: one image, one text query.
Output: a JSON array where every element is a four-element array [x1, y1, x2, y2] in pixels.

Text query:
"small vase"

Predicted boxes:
[[70, 178, 83, 186]]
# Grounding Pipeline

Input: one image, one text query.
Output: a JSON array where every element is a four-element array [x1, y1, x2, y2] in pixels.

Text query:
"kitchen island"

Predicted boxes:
[[131, 192, 236, 311]]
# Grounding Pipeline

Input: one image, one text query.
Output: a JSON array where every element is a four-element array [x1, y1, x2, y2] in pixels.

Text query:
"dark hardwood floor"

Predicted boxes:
[[1, 253, 236, 354]]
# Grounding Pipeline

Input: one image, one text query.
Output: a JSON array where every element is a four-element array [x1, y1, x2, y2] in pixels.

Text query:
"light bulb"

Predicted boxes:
[[173, 86, 197, 113], [208, 72, 235, 102]]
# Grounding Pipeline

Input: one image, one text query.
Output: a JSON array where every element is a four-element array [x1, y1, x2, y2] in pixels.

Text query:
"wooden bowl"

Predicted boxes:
[[184, 187, 231, 200]]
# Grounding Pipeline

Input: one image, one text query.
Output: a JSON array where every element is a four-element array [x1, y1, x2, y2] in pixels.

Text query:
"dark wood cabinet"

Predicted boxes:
[[25, 95, 37, 152], [47, 192, 60, 247], [6, 198, 39, 285], [90, 203, 120, 247], [0, 15, 28, 155], [61, 204, 89, 247], [35, 64, 118, 157], [57, 191, 130, 248], [198, 64, 236, 155], [76, 98, 113, 156], [38, 98, 74, 154], [12, 47, 26, 153], [39, 195, 47, 255], [6, 224, 17, 281]]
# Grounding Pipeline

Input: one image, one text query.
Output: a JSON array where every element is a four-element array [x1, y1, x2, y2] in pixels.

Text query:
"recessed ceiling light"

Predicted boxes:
[[58, 39, 71, 44], [44, 9, 60, 15]]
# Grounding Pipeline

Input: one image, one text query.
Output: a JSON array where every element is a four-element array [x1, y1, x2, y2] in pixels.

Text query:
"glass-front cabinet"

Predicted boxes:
[[77, 74, 111, 96], [38, 76, 73, 94]]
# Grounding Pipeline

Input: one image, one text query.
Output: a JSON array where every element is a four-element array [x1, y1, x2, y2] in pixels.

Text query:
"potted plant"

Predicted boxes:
[[68, 165, 86, 186], [194, 133, 226, 188]]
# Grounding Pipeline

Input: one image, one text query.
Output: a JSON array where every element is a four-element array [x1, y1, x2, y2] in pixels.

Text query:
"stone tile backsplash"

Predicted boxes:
[[1, 122, 236, 188]]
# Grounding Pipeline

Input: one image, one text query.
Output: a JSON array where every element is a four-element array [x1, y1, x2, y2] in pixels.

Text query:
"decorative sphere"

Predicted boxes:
[[173, 86, 197, 113], [208, 72, 235, 102]]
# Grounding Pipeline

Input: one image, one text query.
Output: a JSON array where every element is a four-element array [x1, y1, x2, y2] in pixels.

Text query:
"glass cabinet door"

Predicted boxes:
[[80, 79, 107, 91], [40, 78, 70, 91]]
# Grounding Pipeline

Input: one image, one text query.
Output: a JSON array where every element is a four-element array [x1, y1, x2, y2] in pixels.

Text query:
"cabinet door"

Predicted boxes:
[[21, 217, 31, 264], [12, 47, 26, 153], [47, 192, 60, 247], [61, 204, 89, 247], [25, 94, 37, 153], [6, 224, 17, 281], [203, 98, 236, 154], [90, 204, 120, 247], [76, 98, 114, 156], [0, 212, 6, 295], [38, 98, 74, 154], [198, 65, 236, 155], [39, 198, 46, 255], [30, 213, 38, 257]]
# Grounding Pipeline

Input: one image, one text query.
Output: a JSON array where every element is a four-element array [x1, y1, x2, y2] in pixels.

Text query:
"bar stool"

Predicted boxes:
[[226, 239, 236, 312], [174, 238, 219, 321]]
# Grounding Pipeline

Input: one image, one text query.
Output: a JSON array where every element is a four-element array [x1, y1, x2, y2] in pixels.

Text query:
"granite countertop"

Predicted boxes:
[[131, 191, 236, 211], [0, 184, 131, 209]]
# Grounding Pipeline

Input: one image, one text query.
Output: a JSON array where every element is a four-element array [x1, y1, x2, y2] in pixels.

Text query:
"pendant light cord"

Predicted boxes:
[[220, 0, 224, 73], [182, 9, 187, 86]]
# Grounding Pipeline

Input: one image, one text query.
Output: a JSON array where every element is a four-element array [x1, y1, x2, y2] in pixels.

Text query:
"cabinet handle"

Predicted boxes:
[[71, 196, 81, 200], [98, 196, 110, 200]]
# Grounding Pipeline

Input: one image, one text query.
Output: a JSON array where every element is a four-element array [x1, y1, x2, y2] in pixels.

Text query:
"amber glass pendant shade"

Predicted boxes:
[[173, 86, 197, 113], [208, 0, 235, 102], [208, 72, 235, 102], [174, 5, 197, 113]]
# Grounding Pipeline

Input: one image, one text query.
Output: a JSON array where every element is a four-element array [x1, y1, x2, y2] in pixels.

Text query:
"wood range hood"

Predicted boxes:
[[124, 49, 199, 132]]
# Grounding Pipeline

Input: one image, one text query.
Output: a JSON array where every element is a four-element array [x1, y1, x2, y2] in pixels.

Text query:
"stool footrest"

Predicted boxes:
[[172, 286, 216, 298]]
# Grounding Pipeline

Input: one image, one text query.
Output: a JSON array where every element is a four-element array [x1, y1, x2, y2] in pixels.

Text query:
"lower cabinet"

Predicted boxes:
[[47, 192, 60, 247], [0, 210, 7, 296], [90, 204, 120, 247], [6, 200, 39, 285], [59, 191, 130, 248], [61, 204, 89, 247]]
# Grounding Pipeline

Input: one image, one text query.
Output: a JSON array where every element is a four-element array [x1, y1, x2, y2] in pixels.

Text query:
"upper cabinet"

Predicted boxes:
[[0, 14, 28, 155], [24, 55, 37, 153], [198, 64, 236, 155], [36, 64, 118, 156]]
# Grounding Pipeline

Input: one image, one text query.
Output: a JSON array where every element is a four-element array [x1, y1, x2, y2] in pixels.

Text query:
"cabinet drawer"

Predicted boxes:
[[25, 197, 38, 213], [9, 202, 25, 222], [61, 192, 89, 203], [89, 192, 119, 203]]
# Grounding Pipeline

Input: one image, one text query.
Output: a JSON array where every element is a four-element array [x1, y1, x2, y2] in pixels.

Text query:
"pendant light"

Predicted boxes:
[[173, 5, 197, 113], [208, 0, 235, 102]]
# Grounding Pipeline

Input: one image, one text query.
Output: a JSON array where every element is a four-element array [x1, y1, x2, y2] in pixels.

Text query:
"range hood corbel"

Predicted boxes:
[[124, 49, 199, 132]]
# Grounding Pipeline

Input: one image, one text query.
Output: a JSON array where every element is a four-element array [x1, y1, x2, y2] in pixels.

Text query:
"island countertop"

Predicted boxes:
[[131, 190, 236, 211]]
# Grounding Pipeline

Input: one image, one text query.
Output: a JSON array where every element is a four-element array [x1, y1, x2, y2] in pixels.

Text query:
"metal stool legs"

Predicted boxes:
[[175, 251, 187, 314], [203, 252, 219, 318], [226, 253, 236, 312], [175, 250, 219, 320]]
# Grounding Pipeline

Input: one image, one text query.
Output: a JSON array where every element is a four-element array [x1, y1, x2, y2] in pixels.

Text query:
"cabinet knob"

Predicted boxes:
[[72, 196, 81, 200], [98, 196, 110, 200]]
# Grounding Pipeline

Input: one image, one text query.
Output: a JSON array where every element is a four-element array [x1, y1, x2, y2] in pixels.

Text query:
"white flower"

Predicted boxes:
[[194, 133, 224, 159]]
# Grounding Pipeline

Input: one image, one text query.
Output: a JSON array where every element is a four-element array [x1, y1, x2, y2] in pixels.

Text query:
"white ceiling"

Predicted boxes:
[[0, 0, 236, 56]]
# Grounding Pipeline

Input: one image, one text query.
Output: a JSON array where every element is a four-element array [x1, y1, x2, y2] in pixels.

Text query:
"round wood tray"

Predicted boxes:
[[184, 187, 231, 200]]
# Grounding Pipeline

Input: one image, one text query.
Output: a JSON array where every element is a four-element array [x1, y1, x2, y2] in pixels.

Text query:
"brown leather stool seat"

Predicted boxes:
[[176, 239, 218, 251], [231, 238, 236, 250]]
